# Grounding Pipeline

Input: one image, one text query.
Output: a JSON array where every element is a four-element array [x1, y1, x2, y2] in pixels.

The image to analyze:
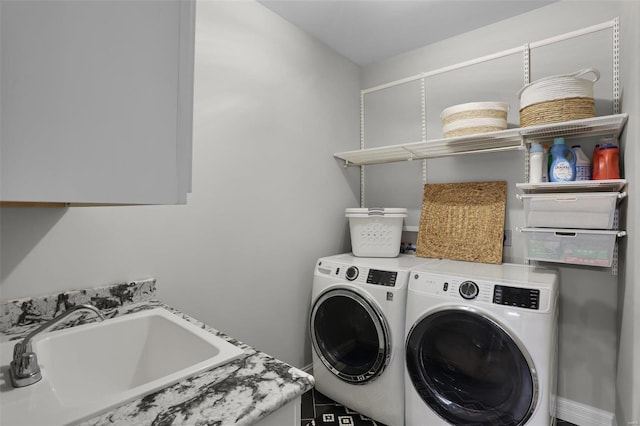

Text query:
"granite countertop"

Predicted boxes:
[[0, 279, 315, 425]]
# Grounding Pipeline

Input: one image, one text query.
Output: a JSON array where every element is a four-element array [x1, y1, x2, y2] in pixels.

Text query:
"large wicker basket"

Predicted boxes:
[[518, 68, 599, 127]]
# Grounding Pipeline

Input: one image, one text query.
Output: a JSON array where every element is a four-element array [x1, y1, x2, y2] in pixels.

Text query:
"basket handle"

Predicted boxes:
[[518, 67, 600, 97], [367, 208, 386, 216], [554, 231, 577, 238], [570, 68, 600, 82]]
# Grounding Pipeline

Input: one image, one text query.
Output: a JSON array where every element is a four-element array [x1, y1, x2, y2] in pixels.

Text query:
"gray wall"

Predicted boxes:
[[360, 0, 635, 418], [1, 0, 637, 423], [617, 1, 640, 425], [0, 0, 360, 367]]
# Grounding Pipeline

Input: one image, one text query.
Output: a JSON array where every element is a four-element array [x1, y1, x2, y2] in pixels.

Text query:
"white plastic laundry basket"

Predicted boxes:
[[345, 208, 407, 257]]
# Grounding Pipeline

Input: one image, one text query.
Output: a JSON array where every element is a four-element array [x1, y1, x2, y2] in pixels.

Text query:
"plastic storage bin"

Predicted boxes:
[[520, 228, 623, 267], [345, 208, 407, 257], [519, 192, 623, 229]]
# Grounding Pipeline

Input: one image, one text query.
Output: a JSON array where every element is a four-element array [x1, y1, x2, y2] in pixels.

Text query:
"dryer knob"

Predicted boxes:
[[459, 280, 479, 299], [345, 266, 359, 281]]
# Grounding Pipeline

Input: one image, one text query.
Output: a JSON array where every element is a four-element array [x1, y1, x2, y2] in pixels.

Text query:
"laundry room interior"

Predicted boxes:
[[0, 1, 638, 426]]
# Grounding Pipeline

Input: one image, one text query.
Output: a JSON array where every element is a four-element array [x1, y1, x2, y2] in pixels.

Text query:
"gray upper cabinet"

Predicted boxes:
[[1, 0, 195, 205]]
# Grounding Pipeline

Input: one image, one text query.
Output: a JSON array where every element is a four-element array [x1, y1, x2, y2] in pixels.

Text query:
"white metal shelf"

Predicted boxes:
[[335, 114, 628, 167], [518, 113, 627, 142]]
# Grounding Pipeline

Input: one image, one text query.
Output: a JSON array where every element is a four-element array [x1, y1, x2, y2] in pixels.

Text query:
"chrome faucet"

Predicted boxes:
[[9, 304, 105, 388]]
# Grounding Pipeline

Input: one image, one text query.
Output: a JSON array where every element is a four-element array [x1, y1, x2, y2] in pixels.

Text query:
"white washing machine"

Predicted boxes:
[[310, 253, 436, 426], [404, 260, 559, 426]]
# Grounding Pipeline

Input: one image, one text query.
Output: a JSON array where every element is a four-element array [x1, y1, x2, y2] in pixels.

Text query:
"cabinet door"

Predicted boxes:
[[0, 0, 194, 205]]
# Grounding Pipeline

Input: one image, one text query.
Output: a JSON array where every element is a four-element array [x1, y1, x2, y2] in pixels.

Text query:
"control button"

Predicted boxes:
[[459, 280, 479, 300], [443, 282, 449, 292], [345, 266, 359, 281]]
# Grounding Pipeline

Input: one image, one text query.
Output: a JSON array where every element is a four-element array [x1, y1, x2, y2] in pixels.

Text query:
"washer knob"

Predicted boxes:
[[345, 266, 359, 281], [459, 280, 479, 299]]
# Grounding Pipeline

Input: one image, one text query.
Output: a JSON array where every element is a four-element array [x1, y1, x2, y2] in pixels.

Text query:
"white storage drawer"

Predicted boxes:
[[519, 192, 623, 229], [520, 228, 625, 267]]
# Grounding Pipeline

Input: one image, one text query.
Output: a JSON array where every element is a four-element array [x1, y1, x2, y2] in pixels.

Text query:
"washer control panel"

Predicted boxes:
[[410, 268, 555, 312], [366, 269, 398, 287], [493, 285, 540, 310]]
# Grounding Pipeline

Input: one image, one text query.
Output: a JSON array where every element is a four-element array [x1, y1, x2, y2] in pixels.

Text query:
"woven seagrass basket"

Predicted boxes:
[[518, 68, 599, 127], [441, 102, 509, 137]]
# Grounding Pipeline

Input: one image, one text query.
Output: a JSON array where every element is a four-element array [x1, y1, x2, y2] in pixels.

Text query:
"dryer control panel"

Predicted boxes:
[[493, 285, 540, 310]]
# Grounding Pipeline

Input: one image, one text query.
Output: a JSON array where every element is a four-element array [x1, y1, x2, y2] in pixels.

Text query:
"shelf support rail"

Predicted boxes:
[[613, 17, 620, 115], [611, 18, 621, 276], [421, 77, 428, 185], [361, 19, 617, 96], [523, 43, 531, 185], [360, 91, 366, 207]]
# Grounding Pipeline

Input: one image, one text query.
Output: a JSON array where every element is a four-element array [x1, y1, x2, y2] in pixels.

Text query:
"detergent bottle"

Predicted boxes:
[[598, 137, 620, 180], [572, 145, 591, 181], [592, 144, 601, 179], [529, 143, 544, 183], [549, 137, 576, 182], [542, 144, 549, 182]]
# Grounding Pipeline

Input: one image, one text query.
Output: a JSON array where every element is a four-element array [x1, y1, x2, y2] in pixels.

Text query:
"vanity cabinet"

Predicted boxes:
[[253, 397, 301, 426], [0, 0, 195, 205]]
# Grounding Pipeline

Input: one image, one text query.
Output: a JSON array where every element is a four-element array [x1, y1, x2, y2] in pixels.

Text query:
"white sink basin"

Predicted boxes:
[[0, 308, 245, 425]]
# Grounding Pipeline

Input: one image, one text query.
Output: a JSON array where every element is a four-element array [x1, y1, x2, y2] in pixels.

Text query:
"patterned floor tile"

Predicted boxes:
[[300, 388, 578, 426]]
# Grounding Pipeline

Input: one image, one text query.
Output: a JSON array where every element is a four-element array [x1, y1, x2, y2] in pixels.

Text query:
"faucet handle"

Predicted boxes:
[[10, 343, 42, 387]]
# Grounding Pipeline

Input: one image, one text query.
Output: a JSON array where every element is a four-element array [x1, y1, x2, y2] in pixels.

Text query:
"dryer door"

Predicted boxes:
[[310, 288, 390, 384], [406, 308, 537, 426]]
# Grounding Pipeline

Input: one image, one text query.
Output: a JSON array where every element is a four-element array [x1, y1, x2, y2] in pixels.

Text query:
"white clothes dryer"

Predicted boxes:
[[404, 260, 559, 426], [310, 253, 436, 426]]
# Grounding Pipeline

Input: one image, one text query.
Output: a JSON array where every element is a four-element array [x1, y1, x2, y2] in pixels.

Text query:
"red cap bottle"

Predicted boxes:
[[600, 145, 620, 179], [592, 144, 601, 180]]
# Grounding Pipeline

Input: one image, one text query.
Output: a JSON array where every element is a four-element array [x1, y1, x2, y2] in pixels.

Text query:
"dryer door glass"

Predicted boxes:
[[311, 288, 390, 384], [406, 309, 537, 426]]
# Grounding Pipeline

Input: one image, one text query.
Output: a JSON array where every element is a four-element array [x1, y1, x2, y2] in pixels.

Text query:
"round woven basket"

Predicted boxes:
[[518, 68, 599, 127], [441, 102, 509, 138], [520, 97, 595, 127]]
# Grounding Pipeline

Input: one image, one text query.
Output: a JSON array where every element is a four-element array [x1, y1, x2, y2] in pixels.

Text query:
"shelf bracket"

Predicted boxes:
[[611, 241, 619, 276], [523, 43, 530, 85]]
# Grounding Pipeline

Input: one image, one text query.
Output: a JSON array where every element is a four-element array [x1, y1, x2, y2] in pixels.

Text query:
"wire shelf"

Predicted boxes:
[[335, 114, 628, 166]]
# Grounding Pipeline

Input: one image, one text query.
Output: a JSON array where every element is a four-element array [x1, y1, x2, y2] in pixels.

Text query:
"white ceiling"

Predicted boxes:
[[257, 0, 557, 65]]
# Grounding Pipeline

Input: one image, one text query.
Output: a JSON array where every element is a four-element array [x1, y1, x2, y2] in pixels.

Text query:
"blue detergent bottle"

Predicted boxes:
[[549, 137, 576, 182]]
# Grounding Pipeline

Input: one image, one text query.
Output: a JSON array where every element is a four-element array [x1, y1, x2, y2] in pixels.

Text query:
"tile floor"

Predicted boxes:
[[301, 388, 387, 425], [300, 388, 578, 426]]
